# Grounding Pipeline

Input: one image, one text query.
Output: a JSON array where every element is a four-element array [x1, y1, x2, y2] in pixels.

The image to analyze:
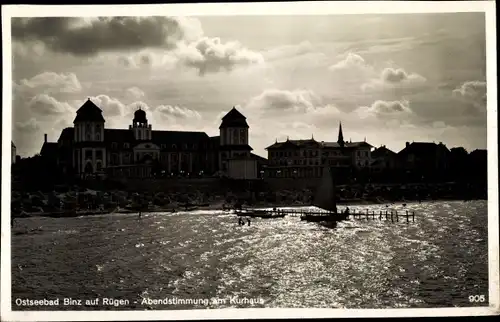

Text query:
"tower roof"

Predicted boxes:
[[134, 107, 147, 123], [73, 98, 105, 123], [219, 107, 249, 128], [337, 122, 344, 144]]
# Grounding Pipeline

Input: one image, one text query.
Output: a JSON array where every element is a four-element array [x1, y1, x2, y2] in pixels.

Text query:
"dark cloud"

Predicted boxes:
[[12, 16, 201, 56]]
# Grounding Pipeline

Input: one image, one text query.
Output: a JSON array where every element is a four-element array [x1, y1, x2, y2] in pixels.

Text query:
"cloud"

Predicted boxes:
[[125, 87, 145, 101], [155, 105, 202, 120], [28, 94, 75, 115], [355, 99, 412, 120], [87, 95, 128, 117], [452, 80, 486, 109], [328, 53, 367, 72], [12, 16, 203, 56], [116, 51, 178, 70], [15, 118, 40, 133], [362, 67, 427, 92], [12, 17, 262, 76], [14, 72, 82, 95], [381, 68, 424, 84], [176, 37, 264, 76], [246, 89, 323, 113]]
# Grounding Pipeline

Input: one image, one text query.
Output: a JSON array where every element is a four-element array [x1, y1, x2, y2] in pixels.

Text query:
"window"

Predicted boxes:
[[96, 133, 100, 141], [124, 143, 129, 149], [111, 142, 118, 149], [86, 132, 91, 140], [85, 150, 92, 160], [96, 162, 102, 171], [192, 144, 197, 149], [172, 144, 177, 149], [161, 144, 166, 149], [183, 144, 188, 150], [96, 150, 103, 160]]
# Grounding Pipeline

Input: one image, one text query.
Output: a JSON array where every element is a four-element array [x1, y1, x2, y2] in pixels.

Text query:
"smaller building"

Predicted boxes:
[[265, 122, 373, 179], [397, 141, 450, 177], [371, 145, 398, 172]]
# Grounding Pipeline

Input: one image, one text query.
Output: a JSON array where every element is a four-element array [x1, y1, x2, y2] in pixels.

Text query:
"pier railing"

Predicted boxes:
[[265, 209, 416, 223]]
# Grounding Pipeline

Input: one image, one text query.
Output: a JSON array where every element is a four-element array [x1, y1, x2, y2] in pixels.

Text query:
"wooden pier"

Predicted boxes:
[[249, 208, 416, 223]]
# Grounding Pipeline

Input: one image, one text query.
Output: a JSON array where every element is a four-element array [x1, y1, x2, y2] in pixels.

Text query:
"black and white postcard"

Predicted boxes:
[[1, 1, 498, 321]]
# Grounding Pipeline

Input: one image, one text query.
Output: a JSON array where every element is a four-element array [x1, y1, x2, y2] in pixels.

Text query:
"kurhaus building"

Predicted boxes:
[[41, 99, 259, 180]]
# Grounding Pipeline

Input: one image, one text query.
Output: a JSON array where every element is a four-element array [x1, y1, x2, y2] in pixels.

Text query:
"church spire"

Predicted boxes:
[[337, 122, 344, 147]]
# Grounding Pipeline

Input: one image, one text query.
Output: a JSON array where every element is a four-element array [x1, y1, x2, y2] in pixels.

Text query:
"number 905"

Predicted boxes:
[[469, 295, 486, 303]]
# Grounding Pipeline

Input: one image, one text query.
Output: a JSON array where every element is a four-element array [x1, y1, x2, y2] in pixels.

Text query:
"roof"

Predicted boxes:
[[58, 127, 74, 143], [133, 108, 147, 123], [73, 99, 105, 123], [152, 130, 210, 146], [266, 139, 321, 150], [219, 107, 249, 129], [372, 146, 397, 158], [398, 142, 450, 156], [40, 142, 58, 156], [250, 153, 268, 162]]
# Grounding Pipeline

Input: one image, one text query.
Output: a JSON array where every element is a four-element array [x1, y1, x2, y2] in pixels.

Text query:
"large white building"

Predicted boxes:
[[41, 99, 259, 180]]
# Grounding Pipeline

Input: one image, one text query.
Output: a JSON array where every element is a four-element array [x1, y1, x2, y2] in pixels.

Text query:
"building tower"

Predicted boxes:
[[130, 107, 152, 141], [218, 107, 252, 171], [73, 98, 106, 177], [337, 122, 345, 148]]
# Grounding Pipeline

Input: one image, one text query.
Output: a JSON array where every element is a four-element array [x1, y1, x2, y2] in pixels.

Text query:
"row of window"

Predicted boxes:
[[270, 150, 320, 158], [110, 142, 205, 150], [270, 159, 320, 166]]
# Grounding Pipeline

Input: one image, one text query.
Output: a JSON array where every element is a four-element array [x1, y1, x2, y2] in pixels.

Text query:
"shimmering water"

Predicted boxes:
[[11, 200, 488, 310]]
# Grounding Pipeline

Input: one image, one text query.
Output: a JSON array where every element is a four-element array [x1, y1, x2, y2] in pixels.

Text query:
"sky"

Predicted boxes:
[[10, 13, 487, 158]]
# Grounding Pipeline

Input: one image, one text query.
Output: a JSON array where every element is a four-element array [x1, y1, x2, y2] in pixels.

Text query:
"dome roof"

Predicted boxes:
[[133, 108, 147, 123]]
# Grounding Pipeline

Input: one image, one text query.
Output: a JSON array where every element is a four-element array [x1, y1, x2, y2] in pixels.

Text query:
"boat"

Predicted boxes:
[[301, 165, 347, 224]]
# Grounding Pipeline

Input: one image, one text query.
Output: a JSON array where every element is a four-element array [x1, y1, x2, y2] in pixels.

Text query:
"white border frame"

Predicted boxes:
[[1, 1, 498, 320]]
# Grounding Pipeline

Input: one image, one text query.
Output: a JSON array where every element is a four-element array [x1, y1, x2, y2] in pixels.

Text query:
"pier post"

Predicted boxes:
[[391, 211, 393, 222], [406, 210, 409, 223], [366, 212, 369, 220], [396, 211, 399, 222], [379, 211, 382, 220], [412, 211, 415, 222], [372, 212, 375, 220], [385, 211, 388, 220]]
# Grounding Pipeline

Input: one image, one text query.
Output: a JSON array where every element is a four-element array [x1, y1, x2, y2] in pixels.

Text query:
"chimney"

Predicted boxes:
[[44, 133, 47, 143], [406, 142, 410, 147]]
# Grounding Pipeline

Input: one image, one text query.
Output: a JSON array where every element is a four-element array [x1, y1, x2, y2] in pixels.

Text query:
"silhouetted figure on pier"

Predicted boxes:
[[138, 211, 142, 219], [247, 218, 251, 226], [344, 207, 350, 214]]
